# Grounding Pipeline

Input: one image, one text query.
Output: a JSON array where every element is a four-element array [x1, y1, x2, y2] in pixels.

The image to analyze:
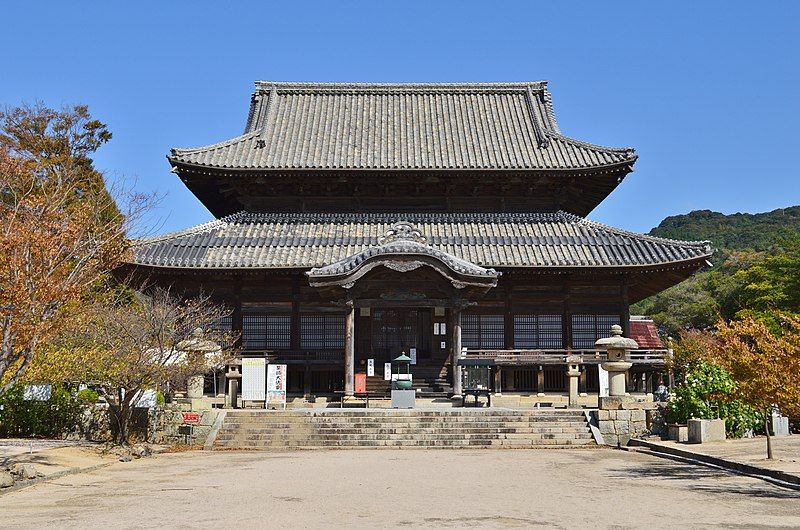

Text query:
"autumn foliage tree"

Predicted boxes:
[[0, 104, 150, 394], [71, 287, 236, 444], [708, 314, 800, 459]]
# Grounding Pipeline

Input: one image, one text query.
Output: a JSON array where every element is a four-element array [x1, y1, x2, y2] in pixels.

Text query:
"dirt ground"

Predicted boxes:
[[3, 448, 800, 529]]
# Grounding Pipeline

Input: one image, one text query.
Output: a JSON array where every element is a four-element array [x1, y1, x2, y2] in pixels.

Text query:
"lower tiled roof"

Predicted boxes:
[[130, 211, 713, 270]]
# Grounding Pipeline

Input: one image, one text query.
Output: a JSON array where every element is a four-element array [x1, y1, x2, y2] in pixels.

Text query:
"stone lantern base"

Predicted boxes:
[[597, 395, 657, 446]]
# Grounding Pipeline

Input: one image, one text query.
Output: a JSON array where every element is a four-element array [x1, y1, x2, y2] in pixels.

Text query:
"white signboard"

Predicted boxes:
[[439, 323, 446, 335], [23, 384, 51, 401], [409, 347, 417, 365], [433, 323, 440, 335], [598, 364, 610, 397], [136, 389, 157, 408], [384, 362, 392, 381], [367, 359, 375, 377], [242, 357, 266, 402], [267, 364, 287, 408]]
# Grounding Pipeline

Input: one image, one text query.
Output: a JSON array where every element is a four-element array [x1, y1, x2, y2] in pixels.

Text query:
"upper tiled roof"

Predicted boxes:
[[130, 211, 712, 270], [168, 82, 636, 171]]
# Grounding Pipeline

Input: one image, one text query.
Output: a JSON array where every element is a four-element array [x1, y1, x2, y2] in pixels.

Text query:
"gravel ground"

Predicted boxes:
[[3, 448, 800, 529]]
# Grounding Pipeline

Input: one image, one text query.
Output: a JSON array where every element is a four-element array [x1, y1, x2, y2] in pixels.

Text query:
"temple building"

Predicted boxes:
[[128, 81, 712, 400]]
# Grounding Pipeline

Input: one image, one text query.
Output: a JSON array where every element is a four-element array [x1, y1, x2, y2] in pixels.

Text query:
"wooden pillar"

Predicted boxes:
[[620, 280, 631, 338], [232, 285, 243, 350], [344, 304, 355, 396], [579, 366, 587, 394], [537, 366, 545, 395], [451, 307, 463, 396], [303, 365, 312, 396], [494, 366, 502, 395]]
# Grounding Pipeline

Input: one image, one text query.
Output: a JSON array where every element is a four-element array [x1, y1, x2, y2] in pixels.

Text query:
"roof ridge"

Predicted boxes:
[[564, 211, 713, 250], [170, 131, 260, 156], [254, 81, 548, 92], [544, 130, 636, 156], [130, 212, 245, 246]]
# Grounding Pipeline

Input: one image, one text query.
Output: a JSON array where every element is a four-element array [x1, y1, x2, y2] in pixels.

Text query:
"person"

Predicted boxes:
[[655, 379, 669, 402]]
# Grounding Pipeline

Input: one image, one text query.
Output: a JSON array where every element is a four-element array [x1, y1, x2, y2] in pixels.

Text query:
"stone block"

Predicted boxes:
[[597, 409, 611, 421], [688, 419, 726, 443], [615, 410, 631, 421], [771, 415, 790, 436], [630, 410, 646, 422], [0, 471, 13, 488], [668, 424, 688, 442]]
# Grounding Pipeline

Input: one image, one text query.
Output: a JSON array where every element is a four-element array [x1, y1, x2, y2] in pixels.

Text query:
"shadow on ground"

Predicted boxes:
[[612, 458, 800, 500]]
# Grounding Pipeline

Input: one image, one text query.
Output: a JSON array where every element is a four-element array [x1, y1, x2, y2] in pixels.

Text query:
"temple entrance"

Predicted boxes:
[[370, 308, 432, 362]]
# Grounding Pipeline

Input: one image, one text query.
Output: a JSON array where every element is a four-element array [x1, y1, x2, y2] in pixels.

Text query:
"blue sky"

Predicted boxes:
[[3, 1, 798, 235]]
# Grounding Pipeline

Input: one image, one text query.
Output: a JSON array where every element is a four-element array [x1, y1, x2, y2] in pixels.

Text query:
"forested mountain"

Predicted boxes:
[[633, 206, 800, 335], [649, 206, 800, 261]]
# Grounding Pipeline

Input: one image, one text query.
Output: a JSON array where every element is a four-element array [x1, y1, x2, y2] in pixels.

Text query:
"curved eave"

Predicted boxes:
[[167, 153, 638, 174]]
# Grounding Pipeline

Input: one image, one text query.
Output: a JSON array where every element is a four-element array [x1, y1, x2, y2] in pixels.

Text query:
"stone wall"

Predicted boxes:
[[597, 396, 657, 446], [152, 403, 220, 446]]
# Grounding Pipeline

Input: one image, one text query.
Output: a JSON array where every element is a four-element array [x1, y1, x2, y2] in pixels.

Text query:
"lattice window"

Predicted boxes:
[[462, 314, 505, 350], [513, 314, 563, 349], [300, 314, 345, 350], [209, 315, 234, 348], [242, 314, 291, 350], [571, 314, 621, 349]]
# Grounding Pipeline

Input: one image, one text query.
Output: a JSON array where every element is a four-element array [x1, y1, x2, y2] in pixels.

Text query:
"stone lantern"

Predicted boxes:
[[595, 325, 638, 397], [177, 328, 221, 400]]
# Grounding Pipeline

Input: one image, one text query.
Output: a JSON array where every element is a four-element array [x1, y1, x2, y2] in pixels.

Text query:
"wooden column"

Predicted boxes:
[[451, 307, 463, 396], [621, 281, 631, 338], [494, 367, 502, 395], [344, 304, 355, 396], [537, 366, 545, 395]]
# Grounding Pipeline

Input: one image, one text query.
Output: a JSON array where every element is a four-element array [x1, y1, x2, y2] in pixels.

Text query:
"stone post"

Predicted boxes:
[[566, 355, 581, 408], [344, 304, 355, 396], [451, 308, 463, 398], [225, 361, 242, 409]]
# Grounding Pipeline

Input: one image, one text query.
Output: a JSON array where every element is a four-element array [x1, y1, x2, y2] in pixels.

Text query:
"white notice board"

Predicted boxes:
[[242, 357, 266, 402], [598, 365, 609, 397], [367, 359, 375, 377], [384, 362, 392, 381], [267, 364, 287, 408], [410, 347, 417, 365]]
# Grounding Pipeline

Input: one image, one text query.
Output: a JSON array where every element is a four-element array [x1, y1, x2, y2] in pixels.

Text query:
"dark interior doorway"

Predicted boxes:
[[370, 308, 432, 361]]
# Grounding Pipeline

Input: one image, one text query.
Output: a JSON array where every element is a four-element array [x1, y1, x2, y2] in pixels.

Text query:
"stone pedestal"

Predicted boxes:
[[688, 418, 726, 443], [391, 389, 416, 409], [597, 395, 656, 446]]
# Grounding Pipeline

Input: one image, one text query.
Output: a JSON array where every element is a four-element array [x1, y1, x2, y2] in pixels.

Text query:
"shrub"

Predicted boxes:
[[0, 384, 86, 438], [76, 388, 99, 404], [668, 361, 760, 438]]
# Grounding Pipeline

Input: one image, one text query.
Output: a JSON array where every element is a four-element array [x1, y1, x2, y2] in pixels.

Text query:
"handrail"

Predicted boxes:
[[461, 348, 668, 365]]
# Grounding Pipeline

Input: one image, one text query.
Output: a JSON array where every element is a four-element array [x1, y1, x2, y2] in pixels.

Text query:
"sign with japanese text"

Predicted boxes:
[[267, 364, 287, 408]]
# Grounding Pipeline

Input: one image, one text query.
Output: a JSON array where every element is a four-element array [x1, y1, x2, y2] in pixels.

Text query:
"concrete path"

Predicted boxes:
[[2, 449, 800, 528], [631, 435, 800, 488]]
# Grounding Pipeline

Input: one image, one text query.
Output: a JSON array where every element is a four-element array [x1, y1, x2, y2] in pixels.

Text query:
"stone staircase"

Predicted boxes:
[[212, 409, 597, 449]]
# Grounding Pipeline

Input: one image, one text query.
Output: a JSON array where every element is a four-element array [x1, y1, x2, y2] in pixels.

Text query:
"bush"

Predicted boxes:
[[0, 384, 86, 438], [668, 361, 761, 438], [76, 388, 99, 404]]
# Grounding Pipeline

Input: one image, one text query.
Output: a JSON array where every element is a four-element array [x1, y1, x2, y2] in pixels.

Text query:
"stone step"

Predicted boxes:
[[217, 434, 595, 444], [218, 426, 590, 435], [215, 438, 596, 448]]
